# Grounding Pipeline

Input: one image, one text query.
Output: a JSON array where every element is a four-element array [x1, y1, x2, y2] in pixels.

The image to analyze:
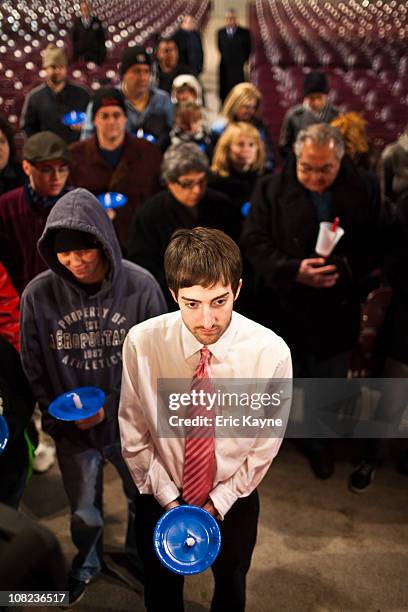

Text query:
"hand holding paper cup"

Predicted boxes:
[[315, 217, 344, 258]]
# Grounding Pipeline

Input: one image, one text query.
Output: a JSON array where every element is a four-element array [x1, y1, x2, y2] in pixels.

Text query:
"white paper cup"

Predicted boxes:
[[315, 222, 345, 257]]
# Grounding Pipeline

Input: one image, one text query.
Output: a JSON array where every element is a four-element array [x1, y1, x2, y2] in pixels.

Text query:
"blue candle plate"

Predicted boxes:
[[154, 505, 221, 575], [241, 201, 251, 217], [97, 192, 128, 209], [48, 386, 106, 421], [62, 111, 86, 126]]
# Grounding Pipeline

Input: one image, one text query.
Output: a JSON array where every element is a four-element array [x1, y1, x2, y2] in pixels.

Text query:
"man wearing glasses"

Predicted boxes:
[[128, 142, 241, 309], [0, 131, 70, 294], [242, 123, 381, 478]]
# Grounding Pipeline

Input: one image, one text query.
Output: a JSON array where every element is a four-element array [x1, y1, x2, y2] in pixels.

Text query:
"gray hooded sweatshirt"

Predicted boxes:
[[21, 188, 166, 446]]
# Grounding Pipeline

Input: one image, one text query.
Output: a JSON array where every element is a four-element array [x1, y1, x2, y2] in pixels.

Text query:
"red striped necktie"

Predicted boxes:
[[182, 347, 216, 507]]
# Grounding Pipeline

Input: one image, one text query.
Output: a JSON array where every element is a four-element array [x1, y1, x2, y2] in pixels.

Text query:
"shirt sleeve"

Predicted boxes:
[[209, 345, 292, 518], [119, 332, 180, 507]]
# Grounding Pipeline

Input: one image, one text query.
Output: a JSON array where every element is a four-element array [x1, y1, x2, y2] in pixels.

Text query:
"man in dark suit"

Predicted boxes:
[[72, 1, 106, 65], [173, 15, 204, 76], [217, 9, 252, 103]]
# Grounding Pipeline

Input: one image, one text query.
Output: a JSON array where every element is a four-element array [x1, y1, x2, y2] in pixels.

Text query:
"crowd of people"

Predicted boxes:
[[0, 5, 407, 611]]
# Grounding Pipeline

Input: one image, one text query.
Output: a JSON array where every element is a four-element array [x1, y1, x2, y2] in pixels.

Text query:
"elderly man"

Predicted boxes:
[[81, 47, 173, 150], [21, 45, 90, 144], [242, 123, 381, 478], [279, 71, 338, 160], [128, 143, 241, 309], [217, 9, 252, 103], [0, 132, 70, 294], [69, 87, 161, 253], [72, 1, 106, 66]]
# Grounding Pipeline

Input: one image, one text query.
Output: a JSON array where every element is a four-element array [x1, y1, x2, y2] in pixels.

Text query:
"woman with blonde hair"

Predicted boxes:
[[222, 82, 262, 123], [212, 83, 275, 171], [209, 121, 267, 318], [209, 122, 266, 221]]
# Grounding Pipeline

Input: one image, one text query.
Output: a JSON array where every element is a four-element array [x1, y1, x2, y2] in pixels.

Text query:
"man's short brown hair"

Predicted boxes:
[[164, 227, 242, 296]]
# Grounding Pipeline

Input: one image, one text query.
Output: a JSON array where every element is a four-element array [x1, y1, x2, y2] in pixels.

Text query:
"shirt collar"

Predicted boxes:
[[25, 181, 63, 209], [181, 310, 239, 363]]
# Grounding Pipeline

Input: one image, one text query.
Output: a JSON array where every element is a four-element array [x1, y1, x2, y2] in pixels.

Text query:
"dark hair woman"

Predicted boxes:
[[0, 117, 25, 197]]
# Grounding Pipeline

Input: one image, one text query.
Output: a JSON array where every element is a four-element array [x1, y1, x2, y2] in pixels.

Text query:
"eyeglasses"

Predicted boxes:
[[32, 164, 69, 176], [175, 177, 207, 190], [296, 161, 337, 176]]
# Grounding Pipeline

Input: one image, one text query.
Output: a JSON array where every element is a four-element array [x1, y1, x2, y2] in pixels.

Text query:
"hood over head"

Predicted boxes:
[[38, 188, 122, 286], [171, 74, 203, 105]]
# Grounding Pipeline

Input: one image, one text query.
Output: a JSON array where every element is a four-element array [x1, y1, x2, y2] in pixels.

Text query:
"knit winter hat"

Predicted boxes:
[[92, 88, 127, 119], [171, 74, 203, 105], [42, 44, 67, 68], [303, 71, 329, 97], [119, 47, 152, 77]]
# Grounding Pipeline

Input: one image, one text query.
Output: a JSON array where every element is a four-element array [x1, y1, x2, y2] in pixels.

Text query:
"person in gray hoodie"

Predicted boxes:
[[20, 188, 167, 607]]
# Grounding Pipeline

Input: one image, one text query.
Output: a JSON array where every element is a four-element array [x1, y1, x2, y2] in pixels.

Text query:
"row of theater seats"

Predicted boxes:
[[1, 0, 209, 55], [250, 0, 408, 148], [253, 0, 408, 68], [0, 0, 209, 128]]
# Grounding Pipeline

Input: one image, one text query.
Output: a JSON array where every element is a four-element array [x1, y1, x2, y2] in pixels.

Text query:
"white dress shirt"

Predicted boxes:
[[119, 310, 292, 517]]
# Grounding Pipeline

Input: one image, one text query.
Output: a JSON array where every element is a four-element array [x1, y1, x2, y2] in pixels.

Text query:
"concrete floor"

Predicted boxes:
[[20, 441, 408, 612]]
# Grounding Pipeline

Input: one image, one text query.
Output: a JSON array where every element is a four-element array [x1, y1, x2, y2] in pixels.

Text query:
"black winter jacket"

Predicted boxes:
[[242, 155, 381, 360]]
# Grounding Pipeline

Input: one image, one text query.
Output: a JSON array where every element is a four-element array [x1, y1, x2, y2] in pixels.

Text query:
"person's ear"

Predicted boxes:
[[22, 160, 32, 178], [233, 279, 243, 301], [169, 288, 179, 304]]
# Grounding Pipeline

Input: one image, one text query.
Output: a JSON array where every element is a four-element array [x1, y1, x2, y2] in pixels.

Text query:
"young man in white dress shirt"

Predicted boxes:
[[119, 227, 292, 612]]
